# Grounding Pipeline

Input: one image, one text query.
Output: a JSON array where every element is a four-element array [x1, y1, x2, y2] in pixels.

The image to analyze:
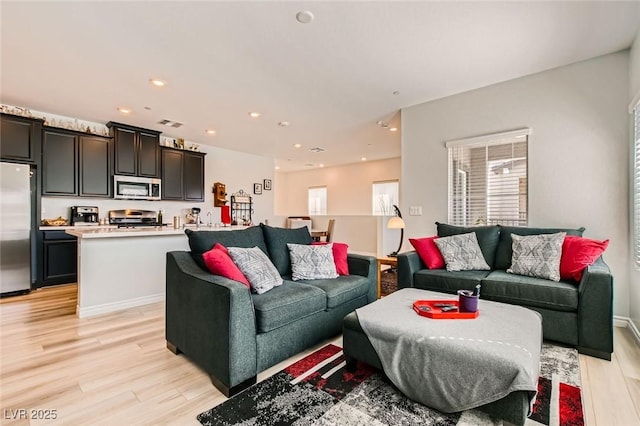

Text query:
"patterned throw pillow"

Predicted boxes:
[[287, 243, 338, 281], [434, 232, 490, 272], [507, 232, 566, 281], [227, 247, 283, 294]]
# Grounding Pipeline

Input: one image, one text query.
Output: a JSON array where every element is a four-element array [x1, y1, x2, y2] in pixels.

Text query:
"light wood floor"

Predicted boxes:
[[0, 284, 638, 425]]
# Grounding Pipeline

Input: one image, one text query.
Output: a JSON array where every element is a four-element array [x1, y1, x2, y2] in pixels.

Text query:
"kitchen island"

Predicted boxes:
[[66, 226, 243, 318]]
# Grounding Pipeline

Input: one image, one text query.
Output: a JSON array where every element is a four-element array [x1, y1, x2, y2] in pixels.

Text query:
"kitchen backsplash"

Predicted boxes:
[[41, 197, 221, 225]]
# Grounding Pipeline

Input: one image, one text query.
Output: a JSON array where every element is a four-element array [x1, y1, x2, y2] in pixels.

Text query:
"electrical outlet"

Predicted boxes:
[[409, 206, 423, 216]]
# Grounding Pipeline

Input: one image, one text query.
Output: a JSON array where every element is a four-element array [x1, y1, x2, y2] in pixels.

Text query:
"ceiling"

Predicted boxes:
[[1, 2, 639, 172]]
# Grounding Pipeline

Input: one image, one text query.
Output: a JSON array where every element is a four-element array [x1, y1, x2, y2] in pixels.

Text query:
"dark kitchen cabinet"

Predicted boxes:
[[1, 113, 43, 163], [183, 152, 204, 201], [42, 129, 78, 195], [42, 128, 112, 197], [160, 147, 206, 201], [107, 122, 160, 178], [41, 231, 77, 286]]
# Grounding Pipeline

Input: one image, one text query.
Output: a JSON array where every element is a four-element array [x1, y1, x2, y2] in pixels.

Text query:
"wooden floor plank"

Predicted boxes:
[[1, 284, 638, 425]]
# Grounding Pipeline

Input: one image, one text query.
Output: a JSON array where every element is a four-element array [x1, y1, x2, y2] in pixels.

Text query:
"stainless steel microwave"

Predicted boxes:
[[113, 175, 161, 200]]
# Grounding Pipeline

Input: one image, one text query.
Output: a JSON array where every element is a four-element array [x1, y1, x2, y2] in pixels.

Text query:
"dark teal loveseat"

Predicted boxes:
[[398, 223, 613, 360], [165, 224, 377, 396]]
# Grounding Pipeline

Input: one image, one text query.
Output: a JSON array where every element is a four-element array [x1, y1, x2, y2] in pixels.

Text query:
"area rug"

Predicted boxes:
[[197, 343, 583, 426]]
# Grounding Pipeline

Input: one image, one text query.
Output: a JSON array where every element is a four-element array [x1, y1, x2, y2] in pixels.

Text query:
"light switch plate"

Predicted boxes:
[[409, 206, 423, 216]]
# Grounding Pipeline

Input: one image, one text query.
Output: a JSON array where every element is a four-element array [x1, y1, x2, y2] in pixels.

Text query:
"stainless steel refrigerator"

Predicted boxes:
[[1, 162, 32, 295]]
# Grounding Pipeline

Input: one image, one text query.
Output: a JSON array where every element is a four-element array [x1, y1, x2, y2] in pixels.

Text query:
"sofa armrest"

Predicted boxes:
[[577, 256, 613, 359], [397, 251, 424, 289], [166, 251, 258, 390], [347, 253, 377, 302]]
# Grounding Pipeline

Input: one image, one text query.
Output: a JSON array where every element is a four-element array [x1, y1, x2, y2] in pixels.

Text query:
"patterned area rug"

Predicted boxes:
[[197, 343, 583, 426]]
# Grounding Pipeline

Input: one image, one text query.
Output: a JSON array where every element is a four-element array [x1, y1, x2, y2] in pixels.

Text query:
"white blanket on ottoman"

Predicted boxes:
[[356, 288, 542, 413]]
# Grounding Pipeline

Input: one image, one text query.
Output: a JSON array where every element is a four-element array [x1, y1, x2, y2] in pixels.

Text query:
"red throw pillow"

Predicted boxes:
[[560, 236, 609, 282], [409, 236, 445, 269], [311, 242, 349, 275], [202, 243, 250, 288]]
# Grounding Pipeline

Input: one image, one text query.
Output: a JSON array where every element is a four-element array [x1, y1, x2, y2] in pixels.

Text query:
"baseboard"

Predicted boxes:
[[77, 293, 165, 318], [613, 315, 640, 347]]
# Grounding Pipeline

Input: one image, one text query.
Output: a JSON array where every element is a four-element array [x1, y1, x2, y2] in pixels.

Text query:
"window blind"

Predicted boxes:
[[308, 187, 327, 216], [634, 105, 640, 267], [447, 130, 529, 227], [372, 180, 399, 215]]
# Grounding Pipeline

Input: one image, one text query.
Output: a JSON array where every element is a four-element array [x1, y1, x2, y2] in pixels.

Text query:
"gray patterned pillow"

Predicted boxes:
[[434, 232, 491, 271], [227, 247, 283, 294], [287, 243, 338, 281], [507, 232, 566, 281]]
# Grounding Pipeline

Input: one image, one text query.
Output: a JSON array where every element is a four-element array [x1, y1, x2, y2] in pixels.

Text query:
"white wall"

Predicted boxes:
[[274, 158, 401, 254], [629, 28, 640, 331], [402, 52, 630, 317], [274, 157, 401, 216], [42, 143, 276, 226]]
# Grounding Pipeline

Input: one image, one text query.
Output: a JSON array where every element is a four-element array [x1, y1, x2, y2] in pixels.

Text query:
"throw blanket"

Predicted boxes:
[[356, 288, 542, 413]]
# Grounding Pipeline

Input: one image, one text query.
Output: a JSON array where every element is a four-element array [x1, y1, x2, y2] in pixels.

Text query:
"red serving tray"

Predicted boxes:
[[413, 300, 479, 319]]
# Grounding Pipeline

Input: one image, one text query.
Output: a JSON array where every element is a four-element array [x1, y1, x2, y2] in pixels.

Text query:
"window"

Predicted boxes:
[[634, 104, 640, 267], [446, 128, 530, 227], [308, 186, 327, 215], [372, 180, 399, 215]]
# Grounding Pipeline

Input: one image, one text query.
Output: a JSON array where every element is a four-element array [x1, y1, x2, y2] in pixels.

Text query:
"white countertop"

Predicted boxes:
[[65, 225, 248, 239]]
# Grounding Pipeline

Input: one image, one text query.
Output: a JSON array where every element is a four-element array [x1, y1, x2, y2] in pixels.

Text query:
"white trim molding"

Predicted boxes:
[[77, 293, 165, 318], [614, 315, 640, 347], [629, 90, 640, 113], [445, 128, 531, 149]]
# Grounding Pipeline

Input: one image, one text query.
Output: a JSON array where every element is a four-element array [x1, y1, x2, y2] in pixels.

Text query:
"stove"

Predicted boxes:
[[108, 209, 165, 227]]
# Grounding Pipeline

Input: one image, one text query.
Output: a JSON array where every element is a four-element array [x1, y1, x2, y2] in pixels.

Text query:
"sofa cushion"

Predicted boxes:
[[299, 275, 370, 309], [185, 226, 268, 270], [202, 243, 250, 288], [228, 247, 283, 294], [494, 225, 585, 271], [288, 243, 338, 280], [413, 269, 491, 294], [261, 224, 313, 276], [312, 242, 350, 275], [251, 281, 326, 333], [435, 232, 491, 272], [436, 222, 500, 268], [482, 270, 578, 312], [560, 236, 609, 282], [409, 236, 445, 269], [507, 232, 566, 281]]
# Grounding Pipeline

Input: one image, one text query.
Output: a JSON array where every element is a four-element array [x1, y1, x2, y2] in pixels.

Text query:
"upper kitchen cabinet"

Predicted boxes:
[[106, 122, 160, 178], [42, 128, 112, 197], [0, 114, 43, 163], [160, 147, 206, 202]]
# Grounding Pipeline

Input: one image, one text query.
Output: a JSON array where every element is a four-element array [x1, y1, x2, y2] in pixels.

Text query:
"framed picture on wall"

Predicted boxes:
[[263, 179, 272, 191], [253, 183, 262, 195]]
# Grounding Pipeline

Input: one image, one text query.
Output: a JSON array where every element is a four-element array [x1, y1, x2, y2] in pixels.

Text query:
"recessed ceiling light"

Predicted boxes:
[[149, 78, 166, 87], [294, 143, 302, 148], [319, 163, 325, 168], [249, 112, 261, 118], [296, 10, 314, 24], [275, 166, 281, 170], [206, 129, 216, 135], [361, 157, 367, 161], [278, 121, 290, 127], [117, 107, 132, 114], [389, 127, 398, 132]]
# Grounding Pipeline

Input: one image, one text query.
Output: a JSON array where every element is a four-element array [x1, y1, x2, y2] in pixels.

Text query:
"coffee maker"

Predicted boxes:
[[70, 206, 99, 226]]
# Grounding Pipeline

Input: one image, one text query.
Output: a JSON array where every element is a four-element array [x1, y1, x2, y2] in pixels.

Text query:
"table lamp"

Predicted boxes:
[[387, 205, 405, 257]]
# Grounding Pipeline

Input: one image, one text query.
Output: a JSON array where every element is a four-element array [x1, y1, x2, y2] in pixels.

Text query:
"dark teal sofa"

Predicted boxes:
[[165, 224, 377, 396], [397, 223, 613, 360]]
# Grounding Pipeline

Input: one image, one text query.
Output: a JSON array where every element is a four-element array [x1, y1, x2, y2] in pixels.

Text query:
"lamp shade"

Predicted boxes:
[[387, 216, 405, 229]]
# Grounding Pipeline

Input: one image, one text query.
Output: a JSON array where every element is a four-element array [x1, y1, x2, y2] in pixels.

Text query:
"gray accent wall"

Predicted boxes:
[[401, 51, 631, 317]]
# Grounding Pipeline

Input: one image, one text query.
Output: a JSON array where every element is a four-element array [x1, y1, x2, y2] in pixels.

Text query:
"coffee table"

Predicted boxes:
[[343, 288, 542, 426]]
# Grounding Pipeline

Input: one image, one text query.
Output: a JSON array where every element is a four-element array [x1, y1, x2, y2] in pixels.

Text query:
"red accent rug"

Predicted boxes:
[[197, 343, 583, 426]]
